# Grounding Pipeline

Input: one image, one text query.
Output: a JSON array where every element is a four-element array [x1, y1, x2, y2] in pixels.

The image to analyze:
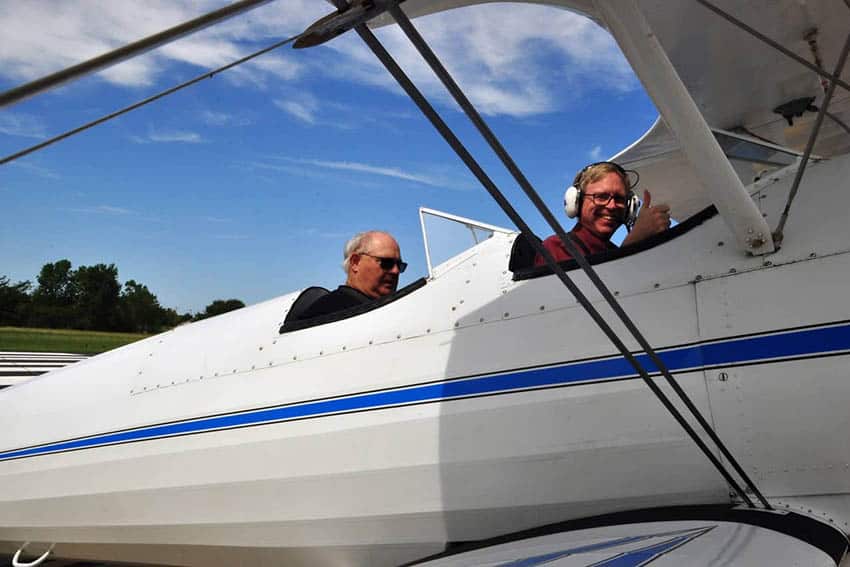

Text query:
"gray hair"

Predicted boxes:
[[342, 230, 387, 273]]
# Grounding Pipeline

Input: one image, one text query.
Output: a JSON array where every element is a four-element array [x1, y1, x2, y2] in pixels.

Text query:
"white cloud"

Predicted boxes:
[[10, 161, 60, 179], [0, 113, 47, 138], [318, 3, 637, 117], [0, 2, 636, 119], [199, 110, 251, 127], [70, 204, 133, 215], [274, 96, 318, 125], [588, 145, 603, 160], [0, 0, 314, 89], [131, 129, 205, 143], [212, 233, 250, 240], [283, 156, 468, 190]]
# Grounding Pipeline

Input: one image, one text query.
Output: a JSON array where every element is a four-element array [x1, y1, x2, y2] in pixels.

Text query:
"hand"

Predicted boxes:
[[622, 190, 671, 247]]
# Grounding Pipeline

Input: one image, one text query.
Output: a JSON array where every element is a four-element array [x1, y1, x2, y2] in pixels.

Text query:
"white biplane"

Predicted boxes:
[[1, 0, 850, 565]]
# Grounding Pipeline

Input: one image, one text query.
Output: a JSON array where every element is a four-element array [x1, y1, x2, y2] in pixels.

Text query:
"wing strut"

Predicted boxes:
[[299, 2, 772, 508]]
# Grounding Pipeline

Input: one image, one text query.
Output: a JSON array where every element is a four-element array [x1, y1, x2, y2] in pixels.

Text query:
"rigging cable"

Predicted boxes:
[[0, 0, 277, 109], [385, 4, 772, 509], [383, 5, 774, 509], [0, 32, 302, 167], [773, 31, 850, 244], [806, 30, 850, 140], [351, 17, 761, 507]]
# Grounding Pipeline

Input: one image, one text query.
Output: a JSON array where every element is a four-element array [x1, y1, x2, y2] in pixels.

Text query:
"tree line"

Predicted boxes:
[[0, 259, 245, 334]]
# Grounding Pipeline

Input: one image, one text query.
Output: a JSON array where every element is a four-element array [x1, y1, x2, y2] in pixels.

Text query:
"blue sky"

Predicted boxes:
[[0, 0, 657, 314]]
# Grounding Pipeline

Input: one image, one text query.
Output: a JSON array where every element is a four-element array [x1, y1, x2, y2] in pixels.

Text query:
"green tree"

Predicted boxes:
[[73, 263, 121, 331], [31, 259, 76, 327], [162, 307, 193, 327], [194, 299, 245, 321], [0, 276, 32, 326], [119, 279, 166, 333]]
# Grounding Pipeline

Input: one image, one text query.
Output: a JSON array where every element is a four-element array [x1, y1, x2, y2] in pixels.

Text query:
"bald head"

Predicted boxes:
[[343, 231, 402, 298]]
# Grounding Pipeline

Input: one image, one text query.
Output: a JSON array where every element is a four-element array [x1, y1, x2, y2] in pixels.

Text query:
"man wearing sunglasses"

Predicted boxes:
[[534, 161, 671, 266], [296, 230, 407, 320]]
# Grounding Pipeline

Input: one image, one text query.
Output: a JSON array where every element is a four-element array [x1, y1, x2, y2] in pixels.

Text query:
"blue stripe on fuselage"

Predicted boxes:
[[1, 322, 849, 461]]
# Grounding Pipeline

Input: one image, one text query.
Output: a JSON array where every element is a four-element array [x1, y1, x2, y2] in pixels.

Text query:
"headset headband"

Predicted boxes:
[[572, 161, 639, 192]]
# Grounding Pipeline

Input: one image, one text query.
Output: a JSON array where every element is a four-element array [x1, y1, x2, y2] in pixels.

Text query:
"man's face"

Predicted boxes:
[[579, 171, 627, 240], [348, 234, 402, 298]]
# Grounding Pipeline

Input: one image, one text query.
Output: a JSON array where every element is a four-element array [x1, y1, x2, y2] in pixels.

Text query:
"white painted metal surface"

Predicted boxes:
[[2, 1, 850, 565]]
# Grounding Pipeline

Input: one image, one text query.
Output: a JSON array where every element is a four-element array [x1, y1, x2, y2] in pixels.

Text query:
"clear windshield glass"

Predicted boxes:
[[419, 208, 511, 277]]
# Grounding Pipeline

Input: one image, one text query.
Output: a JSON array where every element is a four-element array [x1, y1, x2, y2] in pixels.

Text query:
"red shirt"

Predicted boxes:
[[533, 225, 617, 267]]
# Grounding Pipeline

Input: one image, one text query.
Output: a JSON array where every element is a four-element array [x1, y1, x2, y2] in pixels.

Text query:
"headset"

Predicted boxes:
[[564, 161, 641, 230]]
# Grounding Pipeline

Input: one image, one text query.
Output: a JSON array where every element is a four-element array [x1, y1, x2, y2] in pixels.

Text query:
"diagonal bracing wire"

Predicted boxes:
[[774, 31, 850, 243], [0, 32, 302, 167], [383, 5, 773, 509], [0, 0, 277, 109], [353, 21, 761, 508]]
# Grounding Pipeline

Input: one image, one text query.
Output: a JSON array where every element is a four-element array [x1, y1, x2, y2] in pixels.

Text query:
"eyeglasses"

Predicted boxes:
[[585, 192, 627, 207], [361, 253, 407, 273]]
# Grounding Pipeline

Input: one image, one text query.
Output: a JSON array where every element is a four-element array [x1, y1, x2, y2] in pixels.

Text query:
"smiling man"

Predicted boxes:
[[296, 230, 406, 320], [534, 162, 671, 266]]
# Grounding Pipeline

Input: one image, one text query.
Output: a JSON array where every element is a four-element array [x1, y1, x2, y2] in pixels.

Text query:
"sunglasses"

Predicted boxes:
[[361, 253, 407, 273]]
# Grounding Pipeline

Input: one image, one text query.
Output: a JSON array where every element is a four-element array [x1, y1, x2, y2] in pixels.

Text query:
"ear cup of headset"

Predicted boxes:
[[564, 185, 580, 218], [624, 192, 639, 226]]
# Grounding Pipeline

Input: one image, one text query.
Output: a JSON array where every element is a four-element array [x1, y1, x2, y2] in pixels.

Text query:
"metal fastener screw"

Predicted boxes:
[[719, 372, 728, 382]]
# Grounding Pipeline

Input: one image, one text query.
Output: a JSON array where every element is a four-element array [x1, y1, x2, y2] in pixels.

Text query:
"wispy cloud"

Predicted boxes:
[[204, 216, 232, 223], [0, 1, 316, 89], [0, 2, 635, 119], [131, 129, 205, 144], [69, 204, 133, 215], [212, 233, 250, 240], [199, 110, 251, 127], [588, 145, 603, 160], [0, 113, 47, 139], [282, 157, 470, 190], [274, 97, 317, 125], [10, 161, 60, 179], [319, 4, 637, 117], [302, 228, 350, 239], [295, 158, 444, 187]]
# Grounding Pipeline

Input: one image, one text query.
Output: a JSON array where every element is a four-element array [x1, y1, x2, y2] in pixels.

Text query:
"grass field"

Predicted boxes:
[[0, 327, 150, 355]]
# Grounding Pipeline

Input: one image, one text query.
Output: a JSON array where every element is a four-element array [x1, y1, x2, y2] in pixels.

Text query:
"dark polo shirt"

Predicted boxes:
[[296, 285, 373, 320]]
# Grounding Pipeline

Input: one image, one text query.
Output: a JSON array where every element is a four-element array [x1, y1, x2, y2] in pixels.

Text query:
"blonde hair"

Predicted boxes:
[[574, 162, 630, 192]]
